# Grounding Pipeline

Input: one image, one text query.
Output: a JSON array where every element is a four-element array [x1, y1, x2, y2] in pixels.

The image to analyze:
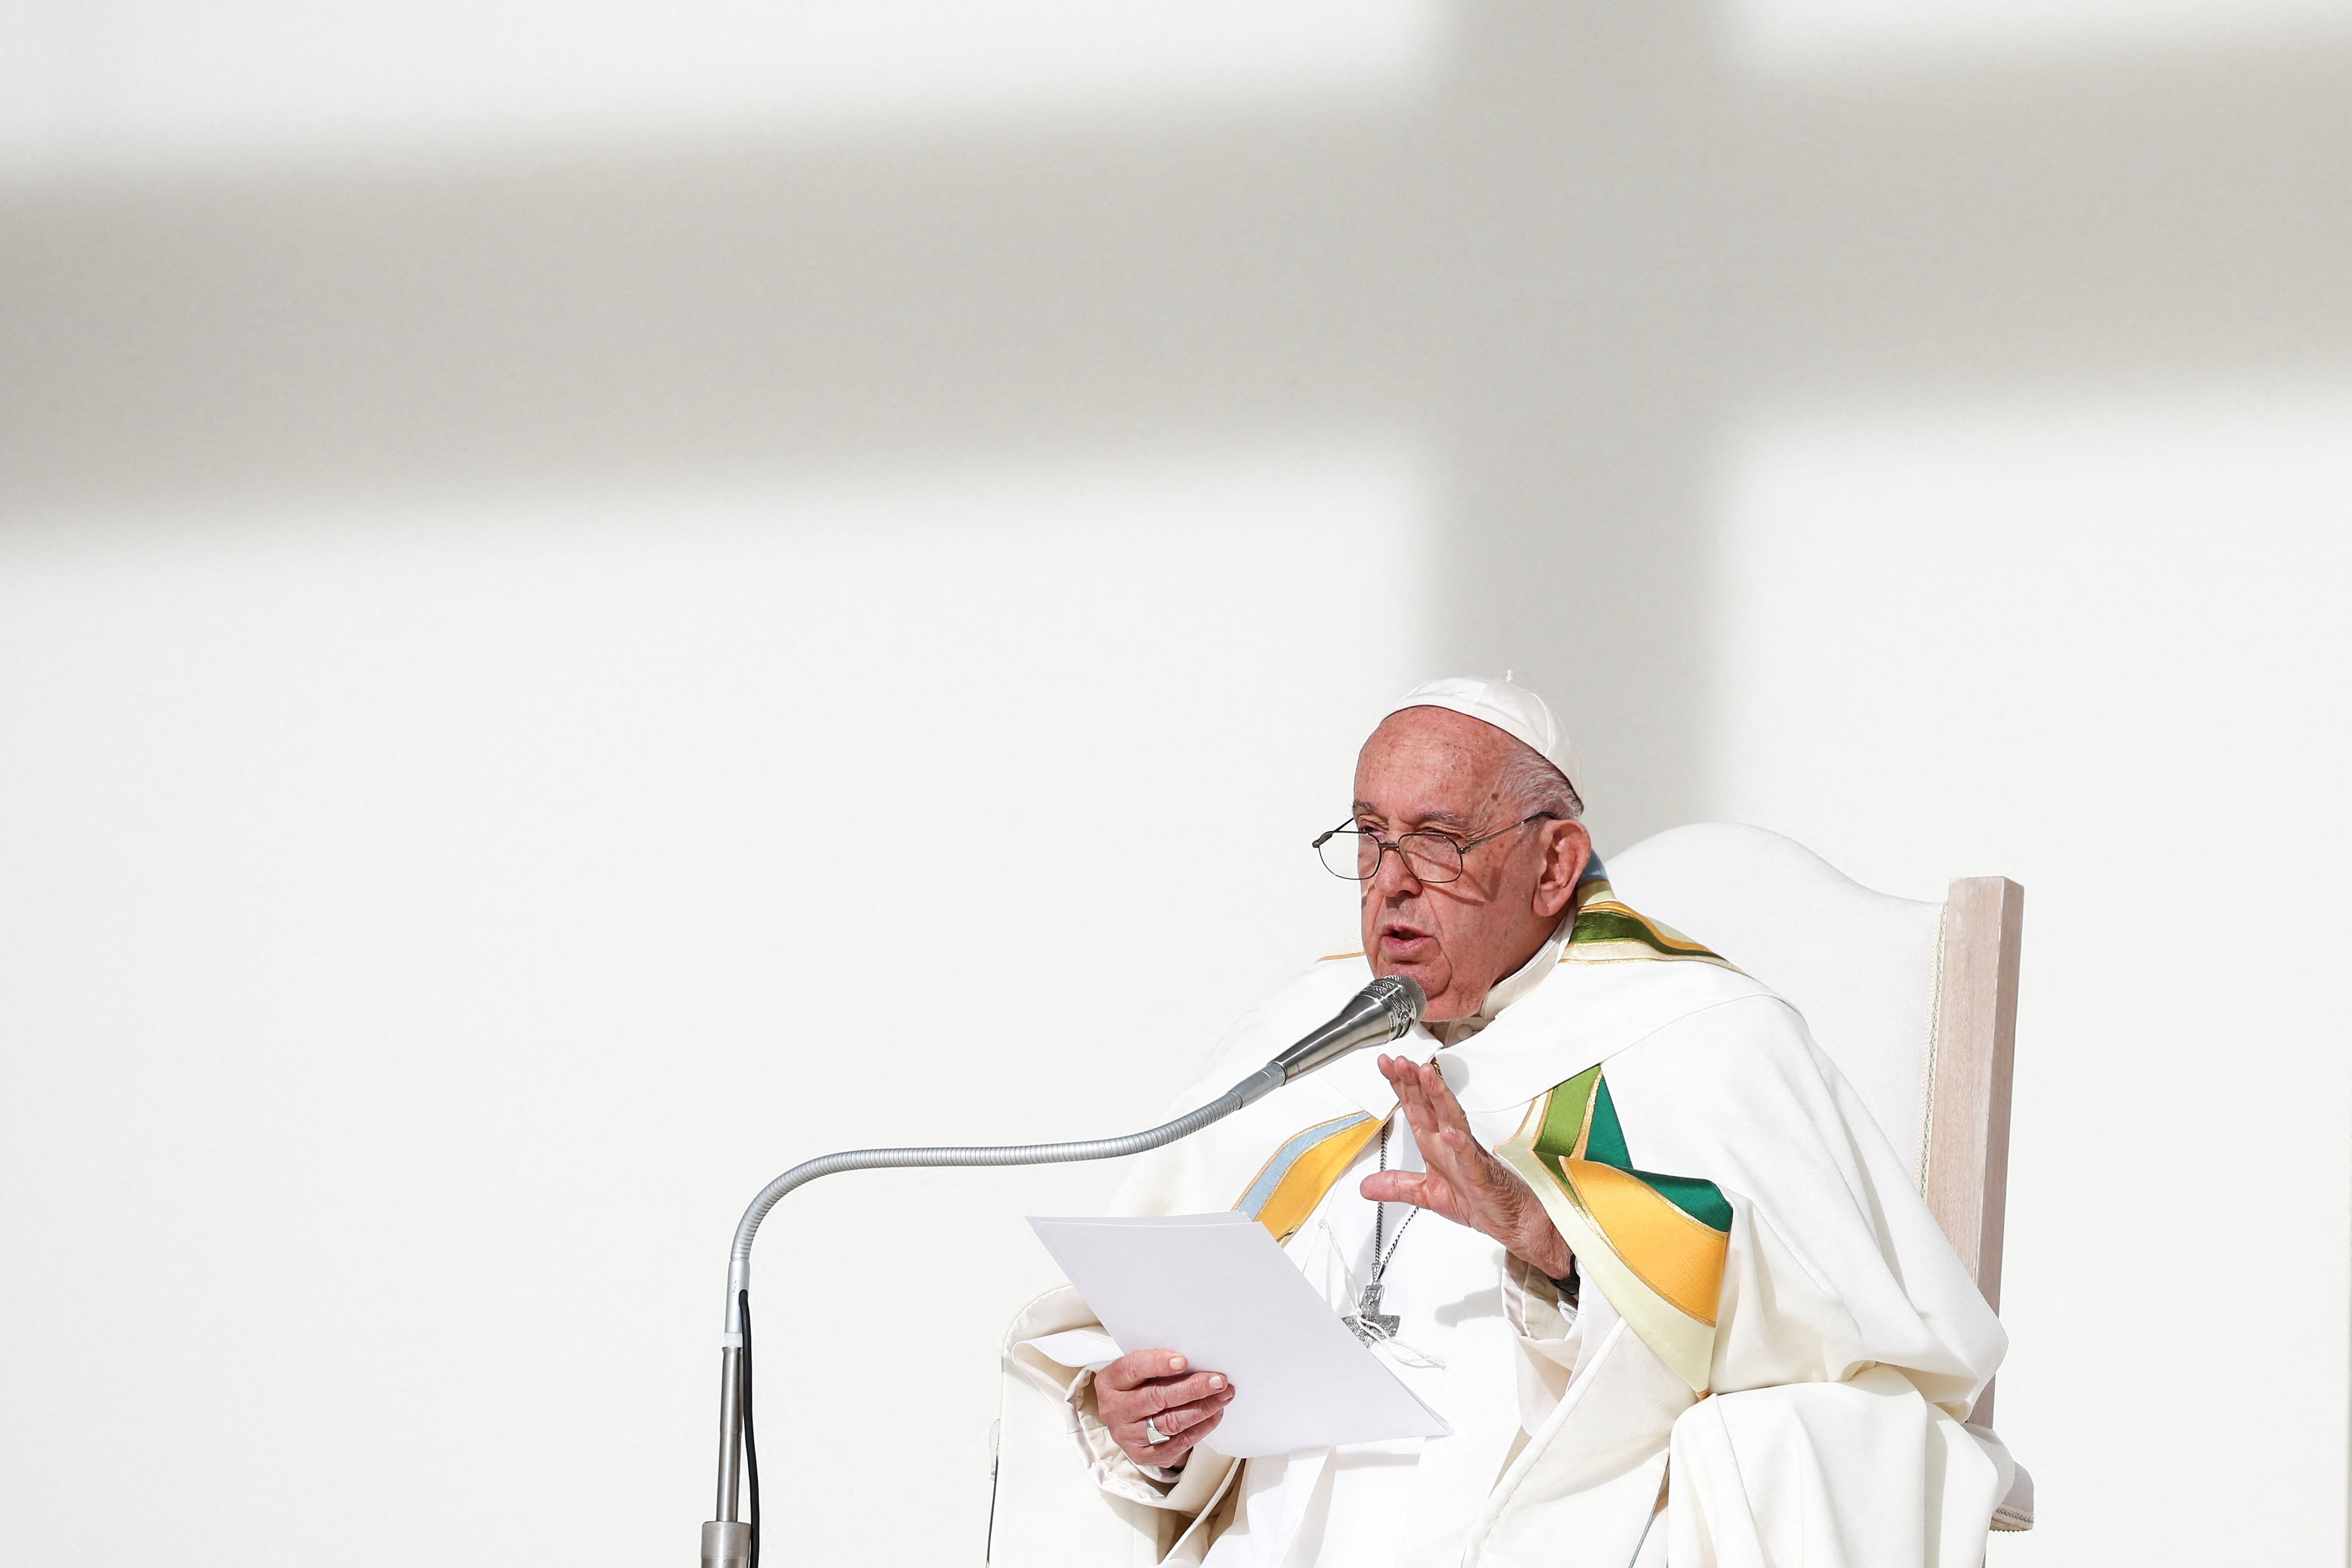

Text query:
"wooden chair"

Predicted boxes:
[[1605, 823, 2031, 1530]]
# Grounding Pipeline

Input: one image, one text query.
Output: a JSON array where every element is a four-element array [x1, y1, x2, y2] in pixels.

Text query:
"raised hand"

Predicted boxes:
[[1359, 1054, 1575, 1280]]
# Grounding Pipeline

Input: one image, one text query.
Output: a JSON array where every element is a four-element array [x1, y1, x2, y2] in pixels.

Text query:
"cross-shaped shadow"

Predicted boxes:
[[4, 7, 2347, 838]]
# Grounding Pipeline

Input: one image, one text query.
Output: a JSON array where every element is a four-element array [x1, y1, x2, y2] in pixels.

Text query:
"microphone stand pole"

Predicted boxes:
[[698, 976, 1423, 1568]]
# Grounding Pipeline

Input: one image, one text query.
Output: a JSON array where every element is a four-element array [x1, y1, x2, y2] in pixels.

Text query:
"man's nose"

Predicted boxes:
[[1367, 842, 1425, 897]]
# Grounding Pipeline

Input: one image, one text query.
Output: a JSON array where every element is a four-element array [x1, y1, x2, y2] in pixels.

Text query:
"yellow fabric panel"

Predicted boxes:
[[1496, 1136, 1718, 1394], [1253, 1117, 1384, 1244], [1567, 1158, 1729, 1327]]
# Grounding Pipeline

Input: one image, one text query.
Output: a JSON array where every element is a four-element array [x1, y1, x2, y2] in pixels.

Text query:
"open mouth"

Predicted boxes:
[[1376, 923, 1436, 961]]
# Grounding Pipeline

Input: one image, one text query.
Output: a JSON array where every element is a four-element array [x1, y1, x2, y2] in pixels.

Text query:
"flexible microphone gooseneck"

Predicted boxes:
[[698, 973, 1426, 1568]]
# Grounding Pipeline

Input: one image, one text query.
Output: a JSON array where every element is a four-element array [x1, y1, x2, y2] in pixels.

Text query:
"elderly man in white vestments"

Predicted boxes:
[[989, 677, 2020, 1568]]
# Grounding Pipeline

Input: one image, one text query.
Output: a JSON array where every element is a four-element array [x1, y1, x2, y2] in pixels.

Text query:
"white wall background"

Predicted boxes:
[[3, 2, 2349, 1564]]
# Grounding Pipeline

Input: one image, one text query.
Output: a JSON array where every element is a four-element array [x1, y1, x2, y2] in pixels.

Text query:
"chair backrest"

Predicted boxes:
[[1604, 824, 2024, 1316]]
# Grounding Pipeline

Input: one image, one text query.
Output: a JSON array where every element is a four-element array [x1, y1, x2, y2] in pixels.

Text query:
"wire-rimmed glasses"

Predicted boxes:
[[1312, 813, 1556, 884]]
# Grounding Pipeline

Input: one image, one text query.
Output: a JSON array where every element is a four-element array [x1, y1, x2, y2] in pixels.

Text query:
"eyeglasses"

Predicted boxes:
[[1312, 813, 1557, 884]]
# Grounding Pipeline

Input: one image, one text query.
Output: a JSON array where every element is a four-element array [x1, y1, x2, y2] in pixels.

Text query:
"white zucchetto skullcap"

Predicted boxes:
[[1382, 674, 1582, 802]]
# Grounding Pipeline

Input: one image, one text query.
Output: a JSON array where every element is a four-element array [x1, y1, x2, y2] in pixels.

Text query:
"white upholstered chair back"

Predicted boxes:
[[1605, 824, 2024, 1327]]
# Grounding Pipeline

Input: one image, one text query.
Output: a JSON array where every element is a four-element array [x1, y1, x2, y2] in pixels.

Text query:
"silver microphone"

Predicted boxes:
[[1267, 973, 1428, 1082], [699, 971, 1426, 1566], [1180, 972, 1430, 1109]]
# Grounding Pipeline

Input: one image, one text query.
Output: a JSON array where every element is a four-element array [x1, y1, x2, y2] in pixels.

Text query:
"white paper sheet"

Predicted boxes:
[[1026, 1211, 1450, 1458]]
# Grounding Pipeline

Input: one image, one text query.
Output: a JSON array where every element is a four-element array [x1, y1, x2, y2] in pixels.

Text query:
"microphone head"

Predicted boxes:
[[1265, 972, 1431, 1083], [1360, 974, 1427, 1039]]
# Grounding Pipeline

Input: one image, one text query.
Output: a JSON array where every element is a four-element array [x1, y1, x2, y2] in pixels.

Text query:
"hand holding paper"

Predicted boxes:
[[1027, 1212, 1449, 1460], [1095, 1347, 1233, 1465]]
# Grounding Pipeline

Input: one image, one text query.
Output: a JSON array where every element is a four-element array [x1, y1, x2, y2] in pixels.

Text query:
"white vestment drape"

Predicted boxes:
[[988, 889, 2017, 1567]]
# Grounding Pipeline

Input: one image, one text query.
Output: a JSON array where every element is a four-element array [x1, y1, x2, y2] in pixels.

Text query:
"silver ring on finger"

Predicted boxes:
[[1144, 1417, 1171, 1445]]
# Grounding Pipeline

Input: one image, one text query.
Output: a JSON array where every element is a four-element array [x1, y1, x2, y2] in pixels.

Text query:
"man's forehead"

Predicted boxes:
[[1354, 713, 1509, 821], [1364, 704, 1511, 751], [1358, 707, 1513, 774]]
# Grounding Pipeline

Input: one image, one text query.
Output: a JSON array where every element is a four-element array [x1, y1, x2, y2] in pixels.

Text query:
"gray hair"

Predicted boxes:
[[1494, 740, 1585, 822]]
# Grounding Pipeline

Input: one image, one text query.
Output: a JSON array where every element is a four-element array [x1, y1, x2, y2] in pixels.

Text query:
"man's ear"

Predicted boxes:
[[1532, 819, 1590, 918]]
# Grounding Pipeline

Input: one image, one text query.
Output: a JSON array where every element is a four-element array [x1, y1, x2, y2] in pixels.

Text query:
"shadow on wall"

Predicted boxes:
[[3, 8, 2347, 846]]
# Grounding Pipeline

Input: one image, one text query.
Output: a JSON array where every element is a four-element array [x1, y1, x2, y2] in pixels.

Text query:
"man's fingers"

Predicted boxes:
[[1099, 1348, 1188, 1392], [1360, 1168, 1436, 1207], [1112, 1384, 1235, 1466], [1416, 1059, 1476, 1138], [1363, 1168, 1469, 1229], [1414, 1067, 1491, 1185], [1410, 1101, 1480, 1189], [1156, 1405, 1226, 1460], [1416, 1101, 1470, 1170], [1138, 1370, 1229, 1414], [1099, 1360, 1230, 1461], [1133, 1412, 1219, 1465], [1371, 1060, 1572, 1275], [1376, 1056, 1515, 1226], [1376, 1055, 1417, 1128], [1156, 1387, 1236, 1436], [1395, 1057, 1471, 1151], [1390, 1058, 1441, 1142]]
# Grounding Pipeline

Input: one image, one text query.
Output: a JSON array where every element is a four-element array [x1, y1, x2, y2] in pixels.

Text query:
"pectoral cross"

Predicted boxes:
[[1342, 1279, 1399, 1345]]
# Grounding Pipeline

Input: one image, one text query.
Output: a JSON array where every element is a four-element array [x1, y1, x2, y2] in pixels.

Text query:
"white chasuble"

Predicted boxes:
[[1200, 1110, 1552, 1568], [989, 882, 2017, 1568]]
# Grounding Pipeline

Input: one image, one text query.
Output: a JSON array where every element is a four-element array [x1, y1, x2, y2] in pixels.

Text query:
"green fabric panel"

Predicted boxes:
[[1534, 1065, 1602, 1160], [1584, 1075, 1632, 1171], [1636, 1169, 1733, 1233], [1529, 1063, 1730, 1233], [1555, 1067, 1731, 1233], [1569, 906, 1717, 958]]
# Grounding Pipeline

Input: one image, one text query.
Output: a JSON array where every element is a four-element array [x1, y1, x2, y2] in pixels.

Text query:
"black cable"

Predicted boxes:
[[738, 1288, 761, 1568]]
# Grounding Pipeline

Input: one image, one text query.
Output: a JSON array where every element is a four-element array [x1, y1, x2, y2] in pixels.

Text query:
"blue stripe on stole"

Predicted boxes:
[[1235, 1114, 1373, 1219]]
